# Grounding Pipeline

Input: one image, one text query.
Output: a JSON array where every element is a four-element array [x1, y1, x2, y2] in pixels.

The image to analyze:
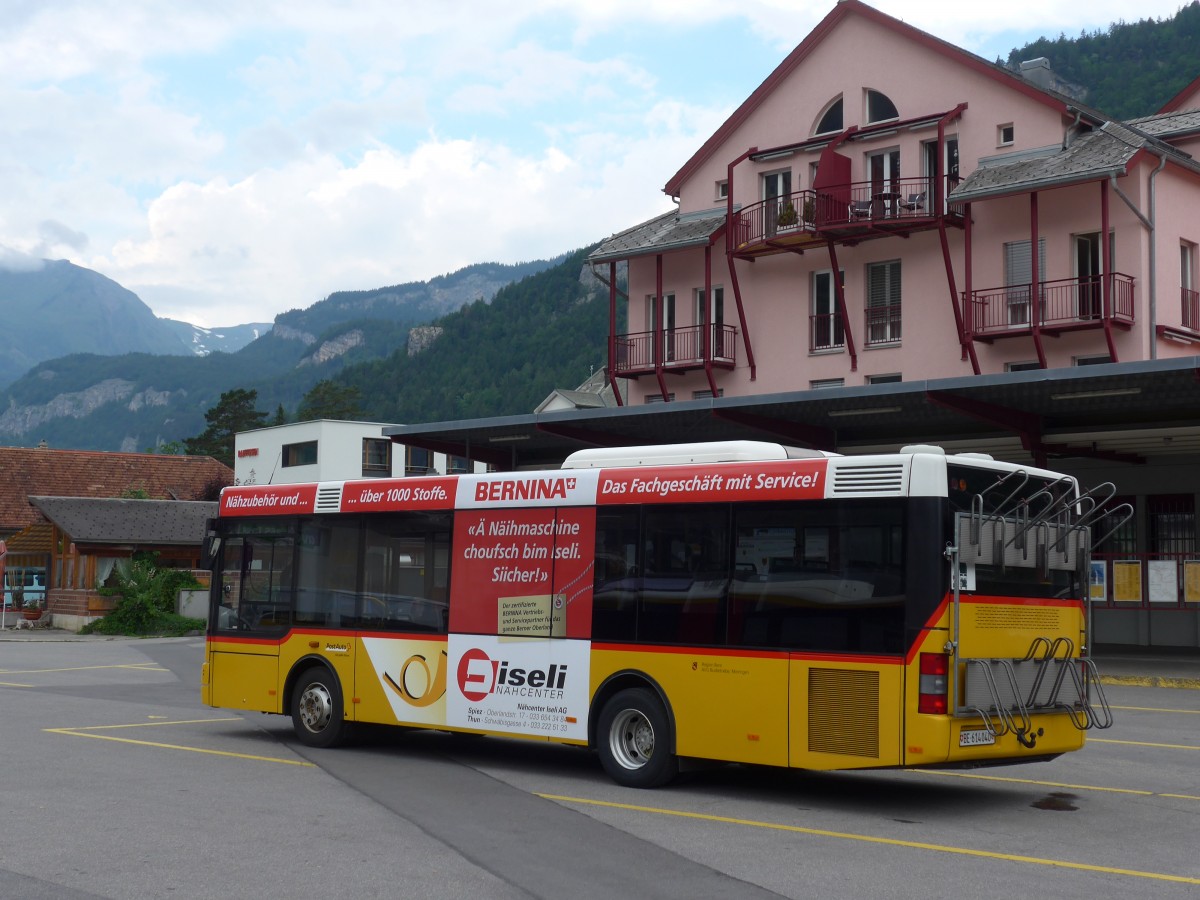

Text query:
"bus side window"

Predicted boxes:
[[592, 509, 639, 641]]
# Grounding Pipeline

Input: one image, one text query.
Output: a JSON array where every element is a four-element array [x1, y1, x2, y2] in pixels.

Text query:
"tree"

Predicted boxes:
[[272, 404, 287, 426], [296, 379, 364, 421], [184, 388, 268, 467]]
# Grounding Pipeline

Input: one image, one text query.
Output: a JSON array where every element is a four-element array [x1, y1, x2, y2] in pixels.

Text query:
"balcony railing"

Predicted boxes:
[[965, 274, 1135, 338], [614, 324, 737, 376], [1183, 287, 1200, 330], [809, 313, 845, 352], [864, 303, 902, 346], [731, 177, 960, 254]]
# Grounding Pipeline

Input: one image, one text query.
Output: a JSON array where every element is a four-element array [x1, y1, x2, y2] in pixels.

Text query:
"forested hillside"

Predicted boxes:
[[339, 245, 613, 424], [1005, 1, 1200, 118]]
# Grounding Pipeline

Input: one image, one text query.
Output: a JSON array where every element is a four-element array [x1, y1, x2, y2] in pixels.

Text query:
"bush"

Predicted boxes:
[[81, 554, 204, 636]]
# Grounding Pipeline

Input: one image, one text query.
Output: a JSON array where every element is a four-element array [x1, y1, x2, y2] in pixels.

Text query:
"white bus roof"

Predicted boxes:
[[561, 440, 839, 469]]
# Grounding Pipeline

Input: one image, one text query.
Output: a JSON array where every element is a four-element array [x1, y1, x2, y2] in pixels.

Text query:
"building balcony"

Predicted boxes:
[[1155, 287, 1200, 346], [730, 178, 961, 259], [613, 324, 737, 377], [965, 274, 1135, 342]]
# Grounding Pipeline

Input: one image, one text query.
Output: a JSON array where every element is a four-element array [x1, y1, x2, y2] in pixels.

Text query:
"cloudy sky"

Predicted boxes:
[[1, 1, 1190, 328]]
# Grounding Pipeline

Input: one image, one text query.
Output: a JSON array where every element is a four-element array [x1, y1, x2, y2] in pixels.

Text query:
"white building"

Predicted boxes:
[[234, 420, 480, 486]]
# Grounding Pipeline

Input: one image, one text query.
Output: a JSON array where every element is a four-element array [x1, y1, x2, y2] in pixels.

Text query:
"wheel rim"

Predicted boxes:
[[608, 707, 655, 770], [298, 681, 334, 734]]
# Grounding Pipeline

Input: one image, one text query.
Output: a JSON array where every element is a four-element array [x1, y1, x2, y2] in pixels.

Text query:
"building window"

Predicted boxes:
[[1183, 241, 1198, 329], [998, 123, 1015, 146], [447, 455, 470, 474], [867, 373, 901, 385], [866, 260, 902, 345], [645, 393, 676, 403], [1004, 238, 1046, 325], [1149, 495, 1196, 557], [815, 97, 843, 135], [811, 269, 845, 352], [1074, 355, 1112, 366], [693, 389, 724, 400], [1006, 361, 1041, 372], [694, 286, 728, 358], [647, 293, 676, 362], [362, 438, 391, 476], [282, 440, 318, 468], [716, 180, 728, 201], [865, 89, 898, 123], [811, 378, 844, 389], [405, 446, 433, 476]]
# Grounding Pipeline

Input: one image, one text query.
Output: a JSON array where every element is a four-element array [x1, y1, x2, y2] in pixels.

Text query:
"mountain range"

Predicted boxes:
[[0, 253, 589, 452]]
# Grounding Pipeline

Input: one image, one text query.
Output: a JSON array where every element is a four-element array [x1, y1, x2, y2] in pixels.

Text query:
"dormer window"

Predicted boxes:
[[865, 89, 898, 123], [815, 97, 843, 135]]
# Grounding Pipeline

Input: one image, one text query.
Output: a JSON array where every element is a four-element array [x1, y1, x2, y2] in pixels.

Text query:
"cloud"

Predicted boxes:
[[38, 220, 88, 253], [0, 246, 46, 272], [107, 126, 685, 327], [0, 0, 1191, 330]]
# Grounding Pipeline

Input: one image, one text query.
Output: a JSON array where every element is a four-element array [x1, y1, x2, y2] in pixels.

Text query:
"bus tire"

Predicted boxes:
[[291, 667, 349, 748], [597, 688, 678, 788]]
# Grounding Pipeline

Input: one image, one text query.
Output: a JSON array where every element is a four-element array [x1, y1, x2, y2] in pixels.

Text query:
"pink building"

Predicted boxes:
[[393, 3, 1200, 648], [591, 1, 1200, 404]]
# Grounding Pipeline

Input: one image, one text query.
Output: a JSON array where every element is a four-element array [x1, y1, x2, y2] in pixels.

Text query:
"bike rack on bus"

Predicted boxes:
[[946, 476, 1126, 741]]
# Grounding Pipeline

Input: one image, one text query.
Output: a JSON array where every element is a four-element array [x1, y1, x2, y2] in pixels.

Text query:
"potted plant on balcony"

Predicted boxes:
[[776, 201, 799, 230], [802, 197, 816, 224]]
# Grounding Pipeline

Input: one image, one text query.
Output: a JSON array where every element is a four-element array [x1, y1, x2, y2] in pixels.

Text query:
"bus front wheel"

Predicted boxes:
[[291, 668, 348, 748], [597, 688, 678, 788]]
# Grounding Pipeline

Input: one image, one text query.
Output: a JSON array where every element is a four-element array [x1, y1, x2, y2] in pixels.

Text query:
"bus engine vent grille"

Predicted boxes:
[[808, 668, 880, 758], [973, 607, 1062, 632], [829, 464, 905, 496], [315, 486, 343, 513]]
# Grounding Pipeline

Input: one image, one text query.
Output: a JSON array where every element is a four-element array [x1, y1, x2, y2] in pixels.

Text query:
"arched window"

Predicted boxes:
[[814, 97, 843, 135], [866, 89, 898, 123]]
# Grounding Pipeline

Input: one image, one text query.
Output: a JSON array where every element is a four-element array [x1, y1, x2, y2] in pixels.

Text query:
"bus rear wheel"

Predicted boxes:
[[291, 668, 349, 748], [597, 688, 678, 788]]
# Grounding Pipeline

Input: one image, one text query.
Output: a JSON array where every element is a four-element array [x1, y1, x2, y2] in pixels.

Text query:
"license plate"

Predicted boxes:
[[958, 728, 996, 747]]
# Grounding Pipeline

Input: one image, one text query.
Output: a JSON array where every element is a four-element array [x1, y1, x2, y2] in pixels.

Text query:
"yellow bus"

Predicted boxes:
[[201, 441, 1115, 787]]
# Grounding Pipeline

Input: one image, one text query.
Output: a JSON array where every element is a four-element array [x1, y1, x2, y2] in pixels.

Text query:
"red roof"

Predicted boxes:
[[662, 0, 1073, 197], [0, 447, 232, 532]]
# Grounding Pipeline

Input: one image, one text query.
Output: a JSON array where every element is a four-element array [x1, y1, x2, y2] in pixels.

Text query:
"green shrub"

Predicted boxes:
[[81, 553, 204, 636]]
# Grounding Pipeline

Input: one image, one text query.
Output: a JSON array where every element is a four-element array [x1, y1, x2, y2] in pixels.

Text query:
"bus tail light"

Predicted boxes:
[[918, 652, 948, 714]]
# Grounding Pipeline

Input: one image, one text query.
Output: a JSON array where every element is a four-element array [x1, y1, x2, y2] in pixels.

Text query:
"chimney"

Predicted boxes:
[[1019, 58, 1053, 90]]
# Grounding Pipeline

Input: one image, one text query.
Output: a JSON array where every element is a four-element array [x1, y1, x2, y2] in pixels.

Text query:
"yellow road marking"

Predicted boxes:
[[0, 663, 164, 675], [45, 718, 315, 767], [537, 793, 1200, 885], [908, 768, 1155, 796], [0, 681, 34, 687], [1110, 705, 1200, 715], [1090, 737, 1200, 751]]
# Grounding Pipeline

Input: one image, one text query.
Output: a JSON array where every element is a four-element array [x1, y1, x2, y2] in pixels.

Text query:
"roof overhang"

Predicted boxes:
[[384, 358, 1200, 471]]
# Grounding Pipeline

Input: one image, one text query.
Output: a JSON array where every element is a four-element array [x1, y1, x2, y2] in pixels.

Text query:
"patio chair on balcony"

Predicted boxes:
[[898, 192, 925, 213], [849, 200, 873, 220]]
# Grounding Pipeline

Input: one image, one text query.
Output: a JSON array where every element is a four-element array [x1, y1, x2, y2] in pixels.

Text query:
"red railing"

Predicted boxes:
[[1183, 287, 1200, 330], [731, 177, 954, 251], [965, 274, 1135, 336], [613, 324, 737, 376]]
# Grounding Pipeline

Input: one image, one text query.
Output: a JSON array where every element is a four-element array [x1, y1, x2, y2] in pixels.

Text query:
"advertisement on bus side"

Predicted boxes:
[[446, 634, 589, 741], [449, 506, 596, 639], [361, 637, 449, 726]]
